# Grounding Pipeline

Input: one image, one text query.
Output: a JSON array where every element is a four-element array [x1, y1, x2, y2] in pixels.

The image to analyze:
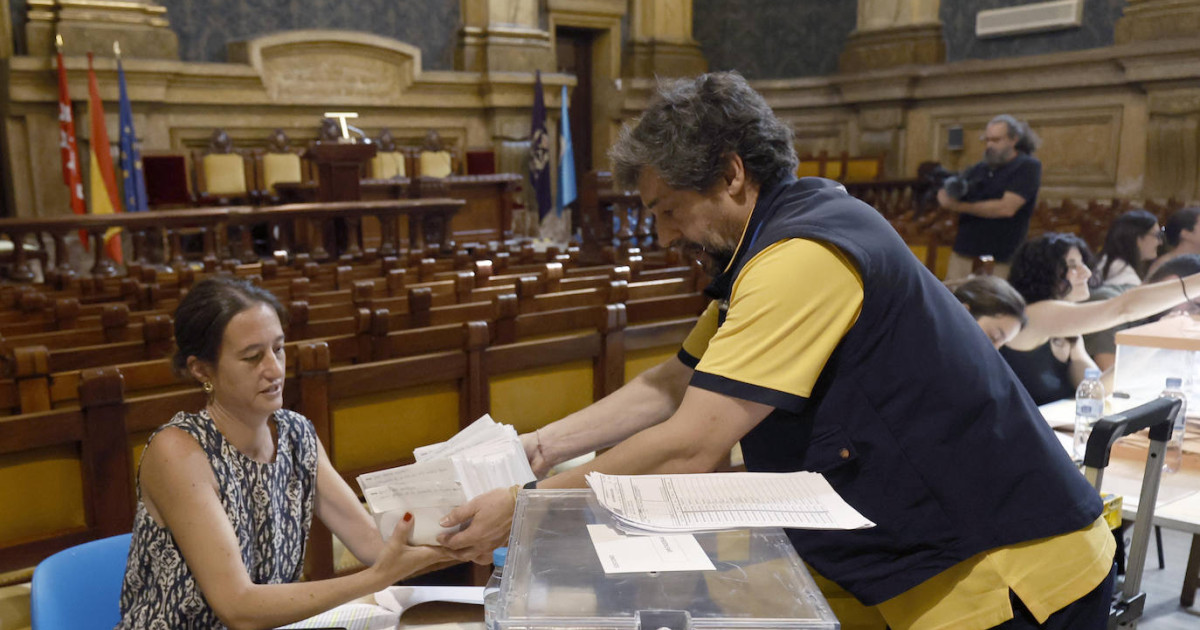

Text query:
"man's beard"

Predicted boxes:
[[984, 148, 1010, 167], [680, 241, 735, 277]]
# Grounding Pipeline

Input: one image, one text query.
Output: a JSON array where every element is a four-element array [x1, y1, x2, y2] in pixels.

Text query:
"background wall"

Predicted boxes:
[[941, 0, 1126, 62], [156, 0, 458, 66], [692, 0, 855, 79]]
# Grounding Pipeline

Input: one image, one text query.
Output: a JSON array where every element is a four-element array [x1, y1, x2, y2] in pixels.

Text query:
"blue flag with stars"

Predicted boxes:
[[117, 56, 148, 211]]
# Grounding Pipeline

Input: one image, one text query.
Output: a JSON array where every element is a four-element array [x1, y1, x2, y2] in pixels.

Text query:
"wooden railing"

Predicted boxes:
[[0, 199, 465, 283]]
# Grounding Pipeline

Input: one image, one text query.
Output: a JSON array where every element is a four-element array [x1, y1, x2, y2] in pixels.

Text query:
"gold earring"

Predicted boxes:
[[202, 381, 214, 395]]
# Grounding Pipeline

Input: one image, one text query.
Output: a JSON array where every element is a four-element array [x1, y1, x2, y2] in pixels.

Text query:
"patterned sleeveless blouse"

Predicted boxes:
[[116, 408, 318, 629]]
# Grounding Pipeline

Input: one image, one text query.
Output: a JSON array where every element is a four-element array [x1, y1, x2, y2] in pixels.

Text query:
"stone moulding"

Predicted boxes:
[[227, 30, 424, 106]]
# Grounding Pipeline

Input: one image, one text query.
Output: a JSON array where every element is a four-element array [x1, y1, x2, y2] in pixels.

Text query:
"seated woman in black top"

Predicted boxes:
[[951, 275, 1027, 349], [997, 234, 1102, 403]]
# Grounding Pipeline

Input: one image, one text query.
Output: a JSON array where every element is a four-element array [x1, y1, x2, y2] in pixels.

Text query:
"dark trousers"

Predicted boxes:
[[993, 563, 1116, 629]]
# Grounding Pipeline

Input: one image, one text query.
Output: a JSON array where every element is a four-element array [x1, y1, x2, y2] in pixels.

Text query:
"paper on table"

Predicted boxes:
[[278, 603, 398, 630], [1039, 398, 1078, 429], [374, 585, 485, 615], [586, 471, 874, 532], [585, 524, 716, 574]]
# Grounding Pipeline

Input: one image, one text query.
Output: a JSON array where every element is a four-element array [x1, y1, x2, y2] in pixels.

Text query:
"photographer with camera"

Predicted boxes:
[[939, 115, 1041, 280]]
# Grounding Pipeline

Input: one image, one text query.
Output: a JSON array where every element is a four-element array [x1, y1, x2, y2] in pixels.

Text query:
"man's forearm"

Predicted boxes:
[[948, 198, 1017, 219], [538, 358, 690, 468], [540, 386, 773, 490]]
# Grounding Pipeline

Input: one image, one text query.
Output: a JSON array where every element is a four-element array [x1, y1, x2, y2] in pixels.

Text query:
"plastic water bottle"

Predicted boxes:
[[1161, 378, 1188, 473], [483, 547, 507, 630], [1073, 368, 1105, 461]]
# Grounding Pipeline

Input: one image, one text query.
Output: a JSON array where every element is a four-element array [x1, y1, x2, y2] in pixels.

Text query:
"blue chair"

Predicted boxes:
[[31, 533, 131, 630]]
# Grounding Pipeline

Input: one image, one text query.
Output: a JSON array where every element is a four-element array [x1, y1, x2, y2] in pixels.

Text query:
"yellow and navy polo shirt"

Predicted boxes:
[[677, 237, 1114, 630]]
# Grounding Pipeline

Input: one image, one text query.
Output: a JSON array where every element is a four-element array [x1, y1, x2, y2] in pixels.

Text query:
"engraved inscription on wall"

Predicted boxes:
[[253, 40, 417, 105]]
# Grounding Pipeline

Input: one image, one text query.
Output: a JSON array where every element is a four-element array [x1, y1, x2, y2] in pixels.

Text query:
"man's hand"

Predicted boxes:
[[937, 188, 957, 211], [438, 487, 517, 564]]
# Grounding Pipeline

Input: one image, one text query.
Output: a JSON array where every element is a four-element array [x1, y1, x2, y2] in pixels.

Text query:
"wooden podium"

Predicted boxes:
[[304, 142, 376, 258]]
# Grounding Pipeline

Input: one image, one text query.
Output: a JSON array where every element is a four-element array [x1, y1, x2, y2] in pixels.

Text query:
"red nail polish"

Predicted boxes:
[[403, 512, 413, 522]]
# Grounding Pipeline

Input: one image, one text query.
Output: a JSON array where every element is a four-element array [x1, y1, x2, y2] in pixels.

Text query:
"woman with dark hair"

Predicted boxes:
[[952, 276, 1027, 349], [1002, 234, 1103, 403], [1095, 209, 1161, 287], [118, 276, 450, 629], [1001, 232, 1200, 404]]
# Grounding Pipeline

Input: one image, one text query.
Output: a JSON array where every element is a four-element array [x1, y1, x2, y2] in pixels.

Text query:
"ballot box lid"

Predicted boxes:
[[1115, 314, 1200, 351], [497, 489, 839, 630]]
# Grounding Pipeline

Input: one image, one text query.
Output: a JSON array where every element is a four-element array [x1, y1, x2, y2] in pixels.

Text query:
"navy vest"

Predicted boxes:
[[712, 177, 1101, 605]]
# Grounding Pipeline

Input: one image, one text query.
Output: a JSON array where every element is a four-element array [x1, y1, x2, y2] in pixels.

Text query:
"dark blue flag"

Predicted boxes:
[[529, 71, 552, 220], [117, 56, 148, 211]]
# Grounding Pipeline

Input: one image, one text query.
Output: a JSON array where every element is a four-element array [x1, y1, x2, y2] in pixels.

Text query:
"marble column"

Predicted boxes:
[[625, 0, 706, 78], [456, 0, 554, 73], [1116, 0, 1200, 43], [24, 0, 177, 59], [839, 0, 944, 73]]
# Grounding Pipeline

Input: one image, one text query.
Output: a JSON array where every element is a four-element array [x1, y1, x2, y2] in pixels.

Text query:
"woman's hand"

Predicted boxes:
[[369, 513, 457, 589], [520, 431, 553, 477]]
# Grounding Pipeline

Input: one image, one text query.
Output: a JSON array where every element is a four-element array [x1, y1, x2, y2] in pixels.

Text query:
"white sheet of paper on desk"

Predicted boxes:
[[1038, 398, 1079, 429], [586, 471, 874, 532], [278, 603, 398, 630], [586, 524, 716, 574]]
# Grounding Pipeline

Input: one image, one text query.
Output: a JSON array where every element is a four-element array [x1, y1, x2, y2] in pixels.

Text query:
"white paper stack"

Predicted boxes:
[[585, 470, 875, 534], [412, 415, 537, 497], [357, 415, 536, 545]]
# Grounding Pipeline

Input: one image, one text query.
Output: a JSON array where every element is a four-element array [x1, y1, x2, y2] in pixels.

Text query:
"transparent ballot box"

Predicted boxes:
[[496, 489, 839, 630], [1114, 316, 1200, 405]]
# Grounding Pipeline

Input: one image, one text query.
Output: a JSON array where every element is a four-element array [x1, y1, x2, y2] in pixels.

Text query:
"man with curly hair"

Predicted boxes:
[[441, 73, 1112, 630], [939, 115, 1042, 281]]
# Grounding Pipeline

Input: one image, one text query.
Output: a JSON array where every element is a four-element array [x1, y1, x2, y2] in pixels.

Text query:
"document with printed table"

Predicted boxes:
[[357, 415, 535, 545], [585, 470, 875, 533]]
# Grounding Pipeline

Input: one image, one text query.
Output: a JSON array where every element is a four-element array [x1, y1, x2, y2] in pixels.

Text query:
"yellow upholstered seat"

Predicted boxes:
[[419, 150, 453, 178], [844, 157, 882, 182], [370, 151, 407, 179], [201, 153, 248, 196], [261, 152, 302, 193]]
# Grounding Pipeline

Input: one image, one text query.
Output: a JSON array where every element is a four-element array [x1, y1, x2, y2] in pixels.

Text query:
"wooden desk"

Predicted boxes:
[[277, 174, 521, 248], [1153, 492, 1200, 606], [1061, 428, 1200, 608], [398, 601, 483, 629]]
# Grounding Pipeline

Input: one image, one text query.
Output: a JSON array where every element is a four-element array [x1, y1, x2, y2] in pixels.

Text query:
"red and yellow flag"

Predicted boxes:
[[85, 52, 124, 264]]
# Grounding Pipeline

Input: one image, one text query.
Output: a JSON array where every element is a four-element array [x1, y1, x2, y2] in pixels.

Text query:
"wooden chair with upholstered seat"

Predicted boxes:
[[257, 128, 307, 203], [191, 128, 257, 206], [415, 129, 460, 178], [369, 128, 408, 180]]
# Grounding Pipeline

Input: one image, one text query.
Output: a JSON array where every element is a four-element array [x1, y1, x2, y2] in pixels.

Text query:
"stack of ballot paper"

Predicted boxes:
[[585, 470, 875, 534], [357, 415, 535, 545]]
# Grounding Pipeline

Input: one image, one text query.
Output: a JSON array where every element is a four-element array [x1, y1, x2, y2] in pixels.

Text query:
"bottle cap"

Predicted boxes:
[[1084, 368, 1101, 380], [1166, 377, 1183, 390], [493, 546, 507, 568]]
